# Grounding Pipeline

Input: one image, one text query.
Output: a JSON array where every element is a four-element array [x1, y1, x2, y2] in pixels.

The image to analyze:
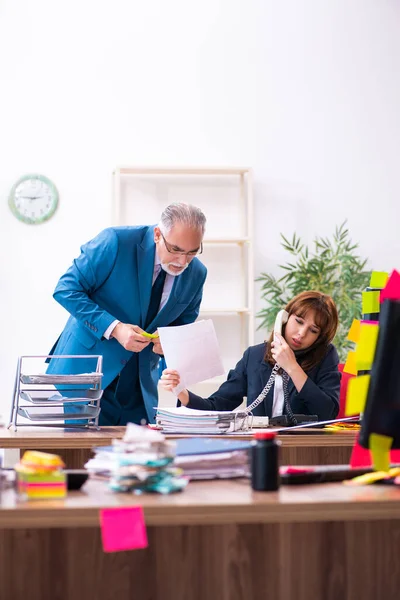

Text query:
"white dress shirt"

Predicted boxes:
[[271, 374, 284, 417], [103, 252, 173, 339]]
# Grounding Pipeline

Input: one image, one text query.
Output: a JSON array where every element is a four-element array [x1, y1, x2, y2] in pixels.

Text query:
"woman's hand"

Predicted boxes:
[[270, 333, 298, 373], [160, 369, 189, 406], [160, 368, 181, 391]]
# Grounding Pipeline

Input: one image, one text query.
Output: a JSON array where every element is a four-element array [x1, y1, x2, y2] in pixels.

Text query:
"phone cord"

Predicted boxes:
[[243, 363, 298, 425]]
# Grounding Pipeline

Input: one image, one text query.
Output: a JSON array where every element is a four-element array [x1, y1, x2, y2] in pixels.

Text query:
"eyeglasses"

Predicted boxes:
[[159, 231, 203, 256]]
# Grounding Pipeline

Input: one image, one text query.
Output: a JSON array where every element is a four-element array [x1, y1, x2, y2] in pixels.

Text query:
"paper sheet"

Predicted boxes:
[[158, 320, 225, 394]]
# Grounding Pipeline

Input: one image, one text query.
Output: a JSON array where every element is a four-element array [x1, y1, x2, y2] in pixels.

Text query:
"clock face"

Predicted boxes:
[[8, 174, 59, 225]]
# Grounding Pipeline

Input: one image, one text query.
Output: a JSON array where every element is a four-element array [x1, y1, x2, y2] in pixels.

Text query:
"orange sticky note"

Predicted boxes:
[[343, 351, 358, 375], [345, 374, 370, 416], [100, 507, 148, 553], [370, 433, 392, 472], [362, 290, 380, 315], [347, 319, 361, 343], [355, 323, 379, 371], [370, 271, 389, 288]]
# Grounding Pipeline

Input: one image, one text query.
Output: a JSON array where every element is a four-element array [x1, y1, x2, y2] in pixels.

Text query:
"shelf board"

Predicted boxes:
[[203, 238, 250, 245], [116, 166, 251, 176], [199, 308, 250, 314]]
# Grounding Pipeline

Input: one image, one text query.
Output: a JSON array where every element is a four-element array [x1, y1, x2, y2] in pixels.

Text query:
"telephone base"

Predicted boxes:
[[270, 414, 319, 427], [250, 416, 270, 428]]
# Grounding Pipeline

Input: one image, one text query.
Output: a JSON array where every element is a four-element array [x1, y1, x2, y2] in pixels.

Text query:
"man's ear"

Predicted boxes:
[[154, 226, 161, 243]]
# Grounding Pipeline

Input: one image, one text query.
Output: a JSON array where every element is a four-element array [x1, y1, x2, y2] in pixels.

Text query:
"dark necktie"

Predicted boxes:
[[145, 267, 167, 329]]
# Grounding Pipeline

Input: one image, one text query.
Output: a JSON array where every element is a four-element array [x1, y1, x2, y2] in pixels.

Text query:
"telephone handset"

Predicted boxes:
[[273, 310, 289, 343], [244, 309, 298, 425]]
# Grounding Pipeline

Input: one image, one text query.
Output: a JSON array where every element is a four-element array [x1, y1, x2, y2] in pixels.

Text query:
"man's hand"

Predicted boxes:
[[111, 323, 151, 352], [152, 337, 164, 355]]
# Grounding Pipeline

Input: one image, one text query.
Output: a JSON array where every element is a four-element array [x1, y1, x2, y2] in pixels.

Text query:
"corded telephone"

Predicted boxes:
[[244, 310, 317, 427]]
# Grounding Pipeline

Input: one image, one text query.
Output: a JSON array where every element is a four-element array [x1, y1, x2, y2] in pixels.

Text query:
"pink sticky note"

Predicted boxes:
[[350, 435, 400, 468], [360, 320, 379, 326], [100, 506, 148, 553], [380, 270, 400, 303]]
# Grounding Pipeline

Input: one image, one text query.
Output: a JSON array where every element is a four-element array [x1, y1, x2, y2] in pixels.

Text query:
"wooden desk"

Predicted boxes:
[[0, 427, 125, 468], [0, 479, 399, 600], [0, 427, 356, 468]]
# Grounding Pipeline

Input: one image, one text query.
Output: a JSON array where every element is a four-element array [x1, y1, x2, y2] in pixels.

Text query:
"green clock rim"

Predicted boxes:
[[8, 173, 59, 225]]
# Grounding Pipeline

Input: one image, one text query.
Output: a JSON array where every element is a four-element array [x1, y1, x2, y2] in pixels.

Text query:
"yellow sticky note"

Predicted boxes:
[[347, 319, 361, 343], [369, 271, 389, 289], [141, 331, 159, 339], [370, 433, 392, 472], [345, 374, 370, 416], [355, 323, 379, 371], [362, 290, 380, 314], [370, 271, 389, 289], [343, 351, 358, 375]]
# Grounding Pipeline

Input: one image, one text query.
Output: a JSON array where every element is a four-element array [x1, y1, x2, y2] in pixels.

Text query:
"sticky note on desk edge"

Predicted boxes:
[[370, 271, 389, 289], [100, 506, 148, 553], [369, 433, 392, 472], [345, 374, 370, 416], [362, 290, 380, 315], [347, 319, 361, 343]]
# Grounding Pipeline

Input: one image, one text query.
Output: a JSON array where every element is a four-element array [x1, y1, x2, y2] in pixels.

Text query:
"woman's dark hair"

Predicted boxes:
[[264, 290, 339, 372]]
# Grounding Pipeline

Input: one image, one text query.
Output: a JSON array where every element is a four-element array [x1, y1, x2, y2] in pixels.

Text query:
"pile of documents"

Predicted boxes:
[[175, 440, 251, 479], [85, 424, 187, 494], [155, 406, 251, 434]]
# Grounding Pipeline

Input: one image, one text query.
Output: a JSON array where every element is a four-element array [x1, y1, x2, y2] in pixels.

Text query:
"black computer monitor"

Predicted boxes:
[[359, 299, 400, 449]]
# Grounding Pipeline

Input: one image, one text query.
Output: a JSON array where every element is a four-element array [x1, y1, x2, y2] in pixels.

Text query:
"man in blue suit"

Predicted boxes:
[[47, 203, 207, 425]]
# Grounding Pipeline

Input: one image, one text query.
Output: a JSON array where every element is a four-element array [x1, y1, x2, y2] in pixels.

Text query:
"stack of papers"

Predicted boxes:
[[86, 435, 252, 481], [155, 406, 251, 434], [176, 451, 249, 480], [84, 423, 187, 494]]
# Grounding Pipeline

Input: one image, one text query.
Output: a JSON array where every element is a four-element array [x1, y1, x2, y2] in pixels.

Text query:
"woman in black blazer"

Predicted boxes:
[[160, 291, 341, 421]]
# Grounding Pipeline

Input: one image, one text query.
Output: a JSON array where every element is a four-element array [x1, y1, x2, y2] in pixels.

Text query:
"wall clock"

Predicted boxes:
[[8, 173, 59, 224]]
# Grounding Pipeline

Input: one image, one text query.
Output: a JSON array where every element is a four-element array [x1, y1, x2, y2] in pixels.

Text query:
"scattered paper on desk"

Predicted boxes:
[[347, 319, 361, 344], [345, 375, 370, 416], [369, 433, 392, 472], [100, 507, 148, 552], [380, 269, 400, 303], [343, 351, 358, 376], [362, 290, 380, 315], [370, 271, 389, 289], [355, 323, 379, 371], [158, 320, 225, 394]]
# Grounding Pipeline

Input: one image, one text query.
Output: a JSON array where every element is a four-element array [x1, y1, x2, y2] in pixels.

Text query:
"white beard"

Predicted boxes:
[[160, 261, 189, 277]]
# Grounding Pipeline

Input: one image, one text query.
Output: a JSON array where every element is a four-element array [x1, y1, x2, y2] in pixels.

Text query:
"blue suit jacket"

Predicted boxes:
[[47, 225, 207, 423], [187, 343, 341, 421]]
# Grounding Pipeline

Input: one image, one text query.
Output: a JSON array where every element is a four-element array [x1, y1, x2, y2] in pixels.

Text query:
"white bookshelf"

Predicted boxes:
[[112, 166, 254, 405]]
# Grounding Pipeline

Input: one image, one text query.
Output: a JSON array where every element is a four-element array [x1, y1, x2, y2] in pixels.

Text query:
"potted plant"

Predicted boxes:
[[256, 222, 371, 361]]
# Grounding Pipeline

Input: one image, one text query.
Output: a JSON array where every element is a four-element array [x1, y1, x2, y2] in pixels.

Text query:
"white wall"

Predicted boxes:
[[1, 0, 400, 419]]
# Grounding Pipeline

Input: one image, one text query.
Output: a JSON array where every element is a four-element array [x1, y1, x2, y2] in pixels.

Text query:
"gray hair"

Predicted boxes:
[[159, 203, 206, 235]]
